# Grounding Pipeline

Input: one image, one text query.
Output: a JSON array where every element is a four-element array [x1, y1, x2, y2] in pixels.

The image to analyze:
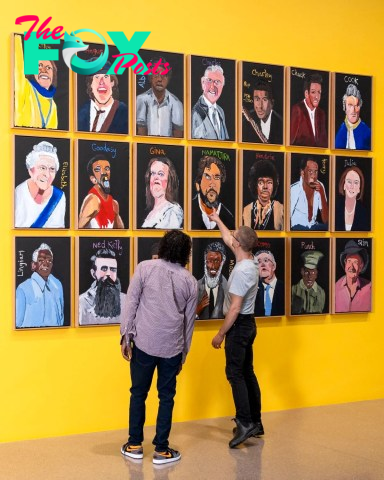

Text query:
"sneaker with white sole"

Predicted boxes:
[[121, 442, 144, 459], [153, 447, 181, 465]]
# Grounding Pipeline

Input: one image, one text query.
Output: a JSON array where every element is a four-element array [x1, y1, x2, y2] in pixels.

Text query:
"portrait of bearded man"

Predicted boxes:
[[79, 248, 126, 325]]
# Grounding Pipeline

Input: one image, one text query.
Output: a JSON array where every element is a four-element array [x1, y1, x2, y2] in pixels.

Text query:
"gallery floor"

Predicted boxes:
[[1, 399, 384, 480]]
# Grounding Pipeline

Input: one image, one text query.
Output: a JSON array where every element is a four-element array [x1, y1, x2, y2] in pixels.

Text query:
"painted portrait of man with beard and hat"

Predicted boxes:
[[195, 241, 228, 320], [78, 154, 124, 229], [79, 248, 126, 325], [191, 155, 235, 230]]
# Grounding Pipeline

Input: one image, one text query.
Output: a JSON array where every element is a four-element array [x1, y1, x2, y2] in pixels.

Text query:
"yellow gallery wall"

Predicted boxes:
[[1, 0, 384, 442]]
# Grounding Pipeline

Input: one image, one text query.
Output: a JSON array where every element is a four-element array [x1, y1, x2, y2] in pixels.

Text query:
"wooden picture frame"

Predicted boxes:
[[288, 152, 330, 232], [12, 33, 70, 131], [76, 236, 131, 326], [254, 237, 286, 317], [14, 236, 72, 329], [188, 54, 236, 141], [240, 150, 285, 231], [289, 237, 330, 316], [14, 135, 71, 229], [75, 41, 129, 135], [191, 237, 235, 321], [133, 143, 185, 230], [134, 49, 185, 138], [189, 146, 237, 231], [333, 72, 372, 151], [75, 139, 129, 230], [332, 237, 372, 313], [239, 61, 284, 145], [331, 155, 372, 232], [287, 66, 330, 148]]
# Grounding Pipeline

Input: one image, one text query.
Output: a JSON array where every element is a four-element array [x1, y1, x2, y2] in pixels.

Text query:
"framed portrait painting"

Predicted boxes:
[[76, 236, 130, 326], [287, 66, 330, 148], [134, 49, 184, 138], [289, 237, 330, 316], [333, 73, 372, 151], [12, 33, 70, 131], [254, 237, 286, 317], [333, 237, 372, 314], [239, 61, 284, 145], [188, 55, 236, 141], [76, 139, 129, 230], [134, 143, 185, 230], [288, 152, 330, 232], [14, 135, 71, 229], [75, 42, 129, 135], [189, 146, 237, 231], [191, 237, 235, 320], [332, 156, 372, 232], [240, 150, 285, 231], [14, 236, 71, 329]]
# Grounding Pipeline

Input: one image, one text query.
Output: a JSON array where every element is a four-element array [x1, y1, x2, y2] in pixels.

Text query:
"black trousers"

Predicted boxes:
[[128, 345, 182, 451], [224, 314, 261, 424]]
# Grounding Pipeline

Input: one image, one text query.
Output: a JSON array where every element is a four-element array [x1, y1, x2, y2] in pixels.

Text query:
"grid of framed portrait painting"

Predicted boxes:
[[12, 33, 374, 328]]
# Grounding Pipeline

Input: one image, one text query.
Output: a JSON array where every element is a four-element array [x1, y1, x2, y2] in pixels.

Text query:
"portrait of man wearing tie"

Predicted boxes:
[[254, 250, 285, 317], [77, 61, 128, 134], [191, 64, 229, 140], [195, 241, 228, 320]]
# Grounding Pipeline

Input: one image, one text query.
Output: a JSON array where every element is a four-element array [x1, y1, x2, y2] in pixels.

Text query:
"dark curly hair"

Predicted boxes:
[[158, 230, 192, 267], [195, 156, 226, 185], [248, 159, 279, 199], [86, 154, 111, 177]]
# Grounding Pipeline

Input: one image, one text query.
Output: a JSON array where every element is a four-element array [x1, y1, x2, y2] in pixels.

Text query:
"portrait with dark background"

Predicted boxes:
[[13, 34, 70, 131], [290, 237, 330, 315], [334, 72, 372, 151], [15, 236, 71, 327], [75, 42, 129, 134], [76, 139, 129, 229], [333, 156, 372, 232], [240, 61, 284, 145], [189, 55, 236, 141], [135, 49, 184, 137], [289, 66, 330, 148], [14, 135, 71, 229], [289, 153, 330, 232], [254, 237, 286, 317], [77, 236, 130, 324], [241, 150, 285, 229], [134, 143, 185, 229], [190, 146, 237, 231], [191, 237, 235, 283]]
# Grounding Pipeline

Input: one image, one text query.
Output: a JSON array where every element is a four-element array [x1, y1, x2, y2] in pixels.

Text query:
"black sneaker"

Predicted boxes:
[[121, 442, 144, 459], [153, 447, 181, 465]]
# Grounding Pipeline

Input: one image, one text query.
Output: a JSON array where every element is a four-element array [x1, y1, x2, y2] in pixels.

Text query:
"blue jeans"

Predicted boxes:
[[224, 314, 261, 424], [128, 345, 182, 451]]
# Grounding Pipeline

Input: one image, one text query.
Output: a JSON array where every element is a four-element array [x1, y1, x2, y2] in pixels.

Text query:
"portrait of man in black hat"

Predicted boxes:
[[77, 60, 128, 134], [335, 239, 371, 313], [291, 250, 326, 314]]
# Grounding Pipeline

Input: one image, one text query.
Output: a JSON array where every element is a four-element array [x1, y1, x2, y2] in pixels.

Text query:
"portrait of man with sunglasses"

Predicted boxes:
[[191, 64, 229, 140], [191, 155, 234, 230]]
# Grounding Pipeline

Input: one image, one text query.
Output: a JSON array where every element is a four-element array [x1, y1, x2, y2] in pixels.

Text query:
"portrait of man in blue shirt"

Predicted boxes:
[[16, 243, 64, 328]]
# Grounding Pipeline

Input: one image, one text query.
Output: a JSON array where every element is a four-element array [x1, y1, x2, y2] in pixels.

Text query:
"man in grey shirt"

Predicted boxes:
[[210, 209, 264, 449], [120, 230, 197, 465], [136, 57, 184, 137]]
